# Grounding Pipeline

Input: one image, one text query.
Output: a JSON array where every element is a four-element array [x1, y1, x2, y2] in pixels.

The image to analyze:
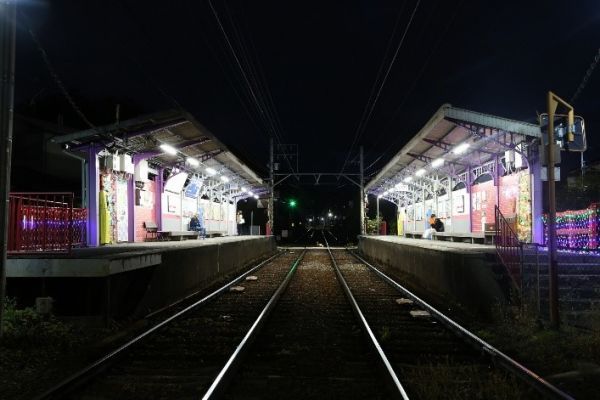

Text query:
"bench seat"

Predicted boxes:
[[403, 230, 495, 244], [157, 231, 199, 241]]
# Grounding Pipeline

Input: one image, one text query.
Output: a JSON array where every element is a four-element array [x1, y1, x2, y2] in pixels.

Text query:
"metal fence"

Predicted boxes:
[[494, 205, 524, 291], [8, 192, 87, 253]]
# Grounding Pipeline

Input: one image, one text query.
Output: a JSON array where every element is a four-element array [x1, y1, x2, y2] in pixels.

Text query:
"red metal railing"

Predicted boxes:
[[495, 205, 523, 291], [8, 192, 87, 254]]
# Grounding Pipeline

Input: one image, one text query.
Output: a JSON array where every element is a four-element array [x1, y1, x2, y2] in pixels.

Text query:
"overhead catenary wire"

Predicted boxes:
[[341, 0, 408, 167], [207, 0, 296, 174], [221, 0, 287, 149], [225, 2, 298, 177], [339, 0, 421, 175], [208, 1, 281, 146]]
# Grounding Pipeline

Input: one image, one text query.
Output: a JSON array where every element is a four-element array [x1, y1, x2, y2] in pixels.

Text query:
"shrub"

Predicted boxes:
[[2, 298, 80, 349]]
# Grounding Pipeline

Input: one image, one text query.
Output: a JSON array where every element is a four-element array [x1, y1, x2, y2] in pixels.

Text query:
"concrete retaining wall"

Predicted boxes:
[[7, 237, 277, 319], [125, 236, 277, 317], [358, 236, 510, 317]]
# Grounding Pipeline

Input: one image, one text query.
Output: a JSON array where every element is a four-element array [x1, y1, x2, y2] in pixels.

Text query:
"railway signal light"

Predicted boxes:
[[289, 199, 297, 208]]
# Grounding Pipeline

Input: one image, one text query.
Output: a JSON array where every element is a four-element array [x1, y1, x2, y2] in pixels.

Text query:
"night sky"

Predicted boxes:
[[12, 0, 600, 220]]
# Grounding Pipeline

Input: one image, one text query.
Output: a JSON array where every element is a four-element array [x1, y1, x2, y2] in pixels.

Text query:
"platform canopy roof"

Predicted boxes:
[[366, 104, 541, 198], [53, 109, 264, 192]]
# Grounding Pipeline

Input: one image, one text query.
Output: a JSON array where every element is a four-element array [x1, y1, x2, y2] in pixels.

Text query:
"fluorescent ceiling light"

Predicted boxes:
[[415, 168, 426, 177], [431, 158, 444, 168], [205, 167, 217, 176], [248, 191, 254, 196], [403, 176, 413, 183], [220, 175, 230, 183], [253, 194, 259, 199], [186, 157, 199, 167], [159, 143, 177, 155], [453, 142, 470, 155], [241, 187, 247, 192]]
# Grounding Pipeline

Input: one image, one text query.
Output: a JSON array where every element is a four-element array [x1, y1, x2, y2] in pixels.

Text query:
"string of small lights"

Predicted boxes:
[[543, 204, 599, 250]]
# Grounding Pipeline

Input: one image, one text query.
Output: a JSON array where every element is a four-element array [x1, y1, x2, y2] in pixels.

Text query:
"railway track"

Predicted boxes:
[[211, 249, 400, 400], [320, 234, 573, 400], [36, 250, 302, 399], [37, 239, 575, 399]]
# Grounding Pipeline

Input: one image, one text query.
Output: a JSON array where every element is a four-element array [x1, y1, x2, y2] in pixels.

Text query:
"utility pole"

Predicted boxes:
[[268, 138, 274, 236], [0, 0, 16, 337], [546, 91, 574, 330], [359, 146, 365, 235]]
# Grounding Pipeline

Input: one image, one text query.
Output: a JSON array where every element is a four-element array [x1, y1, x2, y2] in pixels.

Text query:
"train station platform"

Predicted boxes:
[[7, 236, 276, 320], [7, 236, 270, 277], [358, 235, 508, 317]]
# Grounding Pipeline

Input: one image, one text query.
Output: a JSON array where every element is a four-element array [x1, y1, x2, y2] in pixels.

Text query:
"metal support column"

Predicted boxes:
[[546, 91, 574, 329], [466, 167, 472, 233], [495, 156, 501, 211], [532, 149, 544, 243], [155, 168, 164, 231], [448, 177, 453, 233], [547, 95, 559, 328], [421, 188, 425, 230], [359, 146, 365, 235], [433, 178, 438, 215], [412, 192, 416, 232], [0, 0, 16, 337], [87, 146, 100, 247], [269, 138, 274, 236], [127, 175, 135, 242]]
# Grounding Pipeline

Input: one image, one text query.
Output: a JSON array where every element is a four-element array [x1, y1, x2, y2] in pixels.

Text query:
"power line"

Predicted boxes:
[[571, 48, 600, 104], [339, 0, 421, 175], [364, 0, 464, 168], [20, 12, 96, 128]]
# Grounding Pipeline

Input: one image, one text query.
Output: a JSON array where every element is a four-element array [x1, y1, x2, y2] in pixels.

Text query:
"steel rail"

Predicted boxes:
[[202, 250, 306, 399], [323, 234, 409, 400], [349, 250, 575, 400], [35, 250, 287, 400]]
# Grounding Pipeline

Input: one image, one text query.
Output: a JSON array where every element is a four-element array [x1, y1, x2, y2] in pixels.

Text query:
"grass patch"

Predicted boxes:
[[475, 305, 600, 399], [402, 360, 538, 400], [0, 298, 97, 399], [2, 298, 82, 348]]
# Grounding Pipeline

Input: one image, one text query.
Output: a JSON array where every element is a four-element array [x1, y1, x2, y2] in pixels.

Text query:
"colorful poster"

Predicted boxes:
[[517, 172, 532, 242], [182, 197, 196, 218], [101, 173, 118, 243], [116, 178, 128, 242], [397, 211, 404, 236], [167, 194, 181, 214]]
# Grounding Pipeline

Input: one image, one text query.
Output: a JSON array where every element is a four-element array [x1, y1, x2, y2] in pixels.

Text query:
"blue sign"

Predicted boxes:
[[184, 177, 203, 198]]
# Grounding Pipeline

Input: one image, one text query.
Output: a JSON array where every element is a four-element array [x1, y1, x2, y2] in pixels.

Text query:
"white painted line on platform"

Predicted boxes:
[[7, 253, 161, 278]]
